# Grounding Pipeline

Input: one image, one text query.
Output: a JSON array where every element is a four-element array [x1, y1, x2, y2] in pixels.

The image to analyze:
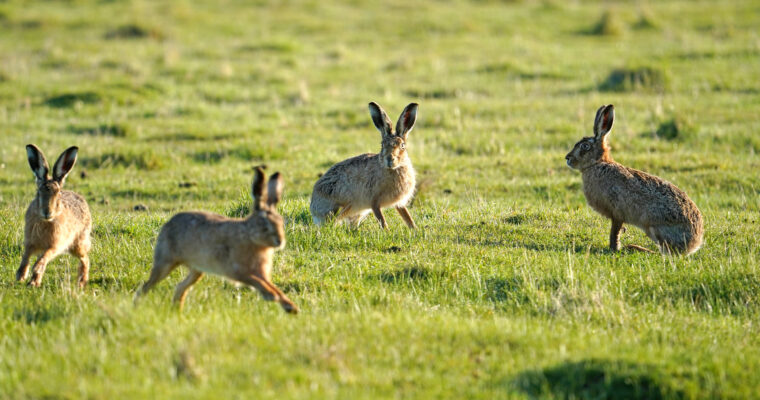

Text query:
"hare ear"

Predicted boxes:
[[251, 166, 267, 211], [395, 103, 418, 139], [26, 144, 50, 183], [52, 146, 78, 184], [594, 104, 614, 139], [267, 172, 283, 207], [368, 102, 392, 137]]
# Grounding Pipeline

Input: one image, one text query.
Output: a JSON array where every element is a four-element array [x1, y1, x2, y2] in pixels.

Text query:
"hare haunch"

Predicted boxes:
[[17, 145, 92, 288], [134, 167, 298, 313], [310, 102, 419, 229], [565, 105, 703, 255]]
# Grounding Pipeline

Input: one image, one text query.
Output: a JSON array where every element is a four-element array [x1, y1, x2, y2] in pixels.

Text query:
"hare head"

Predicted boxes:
[[369, 102, 418, 170], [26, 144, 79, 221], [566, 104, 614, 171], [250, 166, 286, 249]]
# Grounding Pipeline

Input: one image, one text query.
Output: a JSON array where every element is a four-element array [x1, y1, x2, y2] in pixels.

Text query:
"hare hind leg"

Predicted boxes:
[[345, 209, 370, 228], [134, 258, 181, 303], [310, 194, 340, 226], [650, 225, 691, 254], [173, 270, 204, 311]]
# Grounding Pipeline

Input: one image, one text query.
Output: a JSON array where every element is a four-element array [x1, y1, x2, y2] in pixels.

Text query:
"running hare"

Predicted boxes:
[[17, 145, 92, 288], [134, 167, 298, 313], [565, 105, 703, 254], [310, 102, 418, 229]]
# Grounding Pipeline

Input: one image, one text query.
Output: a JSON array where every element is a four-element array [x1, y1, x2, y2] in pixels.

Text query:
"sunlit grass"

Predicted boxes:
[[0, 0, 759, 398]]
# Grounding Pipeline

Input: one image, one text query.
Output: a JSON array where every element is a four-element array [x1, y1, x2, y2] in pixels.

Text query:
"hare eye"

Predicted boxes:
[[581, 143, 590, 151], [400, 143, 405, 150]]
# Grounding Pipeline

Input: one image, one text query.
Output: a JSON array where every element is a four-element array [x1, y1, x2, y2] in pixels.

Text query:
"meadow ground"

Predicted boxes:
[[0, 0, 759, 398]]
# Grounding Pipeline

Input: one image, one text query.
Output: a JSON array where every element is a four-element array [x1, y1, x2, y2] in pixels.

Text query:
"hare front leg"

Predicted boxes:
[[16, 247, 33, 282], [173, 270, 204, 311], [76, 255, 90, 289], [237, 274, 298, 314], [28, 249, 58, 287], [396, 206, 416, 229], [609, 219, 623, 251], [72, 235, 91, 289], [262, 280, 299, 314], [371, 203, 387, 229]]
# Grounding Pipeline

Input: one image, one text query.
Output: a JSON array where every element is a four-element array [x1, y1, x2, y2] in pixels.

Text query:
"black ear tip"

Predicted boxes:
[[253, 166, 266, 179]]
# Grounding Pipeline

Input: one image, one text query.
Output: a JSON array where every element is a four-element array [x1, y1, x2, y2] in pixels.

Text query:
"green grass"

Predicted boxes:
[[1, 0, 759, 398]]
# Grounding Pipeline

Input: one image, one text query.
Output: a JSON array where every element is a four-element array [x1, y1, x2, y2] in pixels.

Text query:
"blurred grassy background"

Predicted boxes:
[[0, 0, 759, 398]]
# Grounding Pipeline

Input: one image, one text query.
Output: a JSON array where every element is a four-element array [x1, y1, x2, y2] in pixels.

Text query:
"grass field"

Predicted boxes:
[[1, 0, 759, 398]]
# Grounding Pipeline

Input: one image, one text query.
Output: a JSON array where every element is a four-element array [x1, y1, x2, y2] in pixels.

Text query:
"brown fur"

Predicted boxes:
[[17, 145, 92, 288], [565, 105, 704, 255], [310, 102, 419, 229], [134, 168, 298, 313]]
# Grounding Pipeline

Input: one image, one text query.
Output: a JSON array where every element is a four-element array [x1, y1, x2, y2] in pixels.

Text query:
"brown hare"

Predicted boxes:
[[310, 102, 418, 229], [565, 105, 703, 255], [134, 167, 298, 313], [17, 145, 92, 288]]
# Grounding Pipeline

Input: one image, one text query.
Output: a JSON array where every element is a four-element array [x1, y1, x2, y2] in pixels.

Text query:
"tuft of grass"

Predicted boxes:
[[598, 66, 668, 92], [634, 9, 660, 30], [587, 10, 625, 36], [647, 114, 698, 141], [66, 123, 130, 138], [80, 150, 166, 170], [1, 0, 759, 398]]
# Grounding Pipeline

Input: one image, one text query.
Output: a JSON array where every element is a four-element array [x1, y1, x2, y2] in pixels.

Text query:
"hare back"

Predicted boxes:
[[154, 211, 270, 277], [582, 162, 702, 229], [24, 191, 91, 251], [312, 153, 416, 209]]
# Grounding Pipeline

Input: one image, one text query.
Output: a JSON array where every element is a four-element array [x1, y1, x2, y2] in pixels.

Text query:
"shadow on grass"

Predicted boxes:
[[373, 266, 449, 284], [43, 92, 100, 108], [514, 359, 684, 400], [457, 236, 610, 255], [88, 276, 124, 291], [634, 272, 760, 315], [485, 276, 547, 305], [12, 304, 66, 325]]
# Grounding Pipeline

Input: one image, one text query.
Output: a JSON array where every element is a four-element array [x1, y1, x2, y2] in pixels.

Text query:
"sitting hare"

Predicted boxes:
[[17, 145, 92, 288], [134, 167, 298, 313], [565, 105, 703, 254], [310, 102, 418, 229]]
